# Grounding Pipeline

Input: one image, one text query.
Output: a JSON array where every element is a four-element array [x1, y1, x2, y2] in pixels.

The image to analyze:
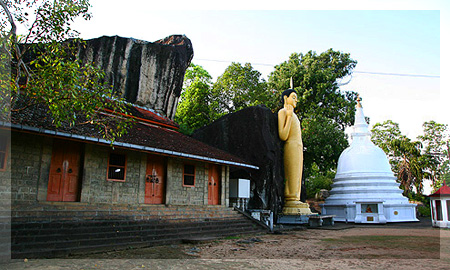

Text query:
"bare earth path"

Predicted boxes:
[[2, 222, 450, 270]]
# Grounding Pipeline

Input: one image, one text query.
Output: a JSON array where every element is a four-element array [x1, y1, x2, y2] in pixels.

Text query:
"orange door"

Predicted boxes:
[[145, 155, 165, 204], [47, 140, 82, 202], [208, 165, 220, 205]]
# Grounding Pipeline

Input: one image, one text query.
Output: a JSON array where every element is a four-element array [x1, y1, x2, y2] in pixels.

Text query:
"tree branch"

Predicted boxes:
[[0, 0, 30, 98]]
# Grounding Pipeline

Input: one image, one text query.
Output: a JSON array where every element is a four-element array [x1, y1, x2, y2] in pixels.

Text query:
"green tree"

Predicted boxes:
[[268, 49, 358, 129], [391, 137, 425, 195], [371, 120, 405, 167], [371, 120, 425, 195], [302, 114, 349, 177], [212, 62, 271, 116], [268, 49, 358, 182], [305, 162, 335, 199], [1, 0, 131, 142], [418, 121, 450, 191], [175, 63, 216, 134]]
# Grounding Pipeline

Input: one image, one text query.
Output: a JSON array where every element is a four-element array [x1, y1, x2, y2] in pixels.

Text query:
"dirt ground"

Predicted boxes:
[[2, 221, 450, 270]]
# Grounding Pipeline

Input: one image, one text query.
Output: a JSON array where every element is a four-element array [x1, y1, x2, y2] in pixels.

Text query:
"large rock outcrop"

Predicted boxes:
[[192, 105, 284, 216], [77, 35, 193, 119]]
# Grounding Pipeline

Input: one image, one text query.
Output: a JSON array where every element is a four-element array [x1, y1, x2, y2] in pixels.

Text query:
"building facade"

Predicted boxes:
[[1, 102, 257, 212]]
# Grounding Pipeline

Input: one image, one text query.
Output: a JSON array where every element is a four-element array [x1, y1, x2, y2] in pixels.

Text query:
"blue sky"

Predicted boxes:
[[73, 1, 448, 141]]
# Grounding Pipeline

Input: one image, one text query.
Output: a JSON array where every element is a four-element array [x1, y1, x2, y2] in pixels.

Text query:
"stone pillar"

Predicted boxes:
[[138, 153, 147, 204], [165, 159, 174, 205], [37, 136, 52, 202], [203, 163, 209, 205]]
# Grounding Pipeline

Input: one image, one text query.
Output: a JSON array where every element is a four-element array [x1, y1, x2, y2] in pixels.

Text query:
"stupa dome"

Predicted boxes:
[[336, 104, 392, 177], [321, 97, 418, 223]]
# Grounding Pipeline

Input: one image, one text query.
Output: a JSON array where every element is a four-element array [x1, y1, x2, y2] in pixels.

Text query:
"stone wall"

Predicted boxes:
[[81, 144, 143, 204], [9, 132, 227, 207], [166, 158, 206, 205], [165, 159, 229, 206], [0, 130, 11, 206], [9, 132, 45, 203]]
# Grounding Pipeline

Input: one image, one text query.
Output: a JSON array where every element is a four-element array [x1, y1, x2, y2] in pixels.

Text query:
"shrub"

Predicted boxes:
[[305, 170, 334, 199], [417, 205, 431, 217]]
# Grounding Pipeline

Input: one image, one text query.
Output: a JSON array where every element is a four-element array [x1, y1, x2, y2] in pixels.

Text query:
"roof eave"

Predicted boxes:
[[2, 121, 259, 170]]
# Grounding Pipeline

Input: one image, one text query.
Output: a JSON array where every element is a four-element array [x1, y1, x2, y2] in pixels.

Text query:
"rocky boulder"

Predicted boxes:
[[192, 105, 284, 216], [77, 35, 193, 119]]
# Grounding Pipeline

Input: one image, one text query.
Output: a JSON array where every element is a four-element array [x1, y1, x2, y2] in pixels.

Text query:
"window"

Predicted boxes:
[[183, 164, 195, 186], [107, 153, 126, 181], [0, 133, 8, 171], [447, 200, 450, 221], [361, 204, 378, 214], [435, 200, 443, 221]]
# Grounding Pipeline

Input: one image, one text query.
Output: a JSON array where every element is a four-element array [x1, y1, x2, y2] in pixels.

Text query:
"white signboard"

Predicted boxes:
[[229, 178, 250, 198]]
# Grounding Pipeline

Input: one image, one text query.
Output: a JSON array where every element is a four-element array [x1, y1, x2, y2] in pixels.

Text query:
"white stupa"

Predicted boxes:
[[321, 98, 418, 223]]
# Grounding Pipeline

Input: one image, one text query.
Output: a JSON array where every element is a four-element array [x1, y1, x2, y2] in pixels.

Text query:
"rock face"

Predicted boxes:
[[77, 35, 193, 119], [192, 106, 284, 216]]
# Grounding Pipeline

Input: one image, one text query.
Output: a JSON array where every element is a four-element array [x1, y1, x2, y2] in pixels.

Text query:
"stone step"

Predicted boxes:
[[10, 209, 238, 223], [10, 216, 249, 234], [11, 219, 255, 243], [11, 221, 265, 259], [12, 227, 265, 259], [13, 223, 260, 250], [8, 205, 268, 259]]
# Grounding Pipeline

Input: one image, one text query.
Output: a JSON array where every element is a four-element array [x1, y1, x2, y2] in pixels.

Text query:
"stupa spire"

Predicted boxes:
[[356, 95, 362, 108], [353, 95, 369, 135]]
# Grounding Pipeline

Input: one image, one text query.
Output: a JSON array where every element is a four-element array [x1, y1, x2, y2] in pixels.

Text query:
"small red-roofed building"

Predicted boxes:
[[429, 183, 450, 228]]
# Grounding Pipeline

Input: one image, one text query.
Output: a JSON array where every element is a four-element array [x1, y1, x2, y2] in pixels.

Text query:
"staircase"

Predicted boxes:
[[8, 203, 267, 258]]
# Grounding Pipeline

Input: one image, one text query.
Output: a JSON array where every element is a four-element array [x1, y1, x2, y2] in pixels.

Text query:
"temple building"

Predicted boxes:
[[0, 35, 267, 259], [321, 98, 418, 223], [429, 183, 450, 228]]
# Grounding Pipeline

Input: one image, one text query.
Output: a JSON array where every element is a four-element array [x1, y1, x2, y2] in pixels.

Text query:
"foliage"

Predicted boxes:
[[371, 120, 443, 196], [407, 191, 429, 205], [211, 62, 272, 116], [176, 50, 359, 193], [267, 49, 357, 183], [371, 120, 404, 156], [0, 25, 9, 118], [175, 63, 216, 134], [408, 191, 431, 217], [1, 0, 132, 142], [417, 205, 431, 217], [267, 49, 358, 129], [176, 62, 274, 133], [391, 137, 425, 195], [372, 120, 450, 195], [417, 121, 450, 191], [305, 163, 334, 199], [302, 114, 348, 178]]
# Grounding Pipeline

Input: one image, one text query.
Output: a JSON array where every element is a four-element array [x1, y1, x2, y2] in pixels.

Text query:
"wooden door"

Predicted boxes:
[[47, 140, 82, 202], [208, 165, 220, 205], [145, 155, 165, 204]]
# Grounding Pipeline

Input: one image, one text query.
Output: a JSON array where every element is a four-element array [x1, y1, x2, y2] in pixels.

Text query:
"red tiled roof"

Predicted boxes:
[[429, 184, 450, 197], [127, 106, 179, 129], [8, 100, 257, 169]]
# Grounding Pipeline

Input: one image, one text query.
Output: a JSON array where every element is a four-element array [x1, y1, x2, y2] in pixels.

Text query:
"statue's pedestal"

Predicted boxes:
[[278, 200, 315, 224], [282, 200, 313, 215]]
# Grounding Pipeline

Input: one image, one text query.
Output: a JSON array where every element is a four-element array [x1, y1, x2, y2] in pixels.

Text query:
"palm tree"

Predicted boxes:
[[391, 138, 424, 195]]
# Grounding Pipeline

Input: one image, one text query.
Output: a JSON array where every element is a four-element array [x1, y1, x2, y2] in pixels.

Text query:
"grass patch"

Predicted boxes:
[[322, 235, 441, 253]]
